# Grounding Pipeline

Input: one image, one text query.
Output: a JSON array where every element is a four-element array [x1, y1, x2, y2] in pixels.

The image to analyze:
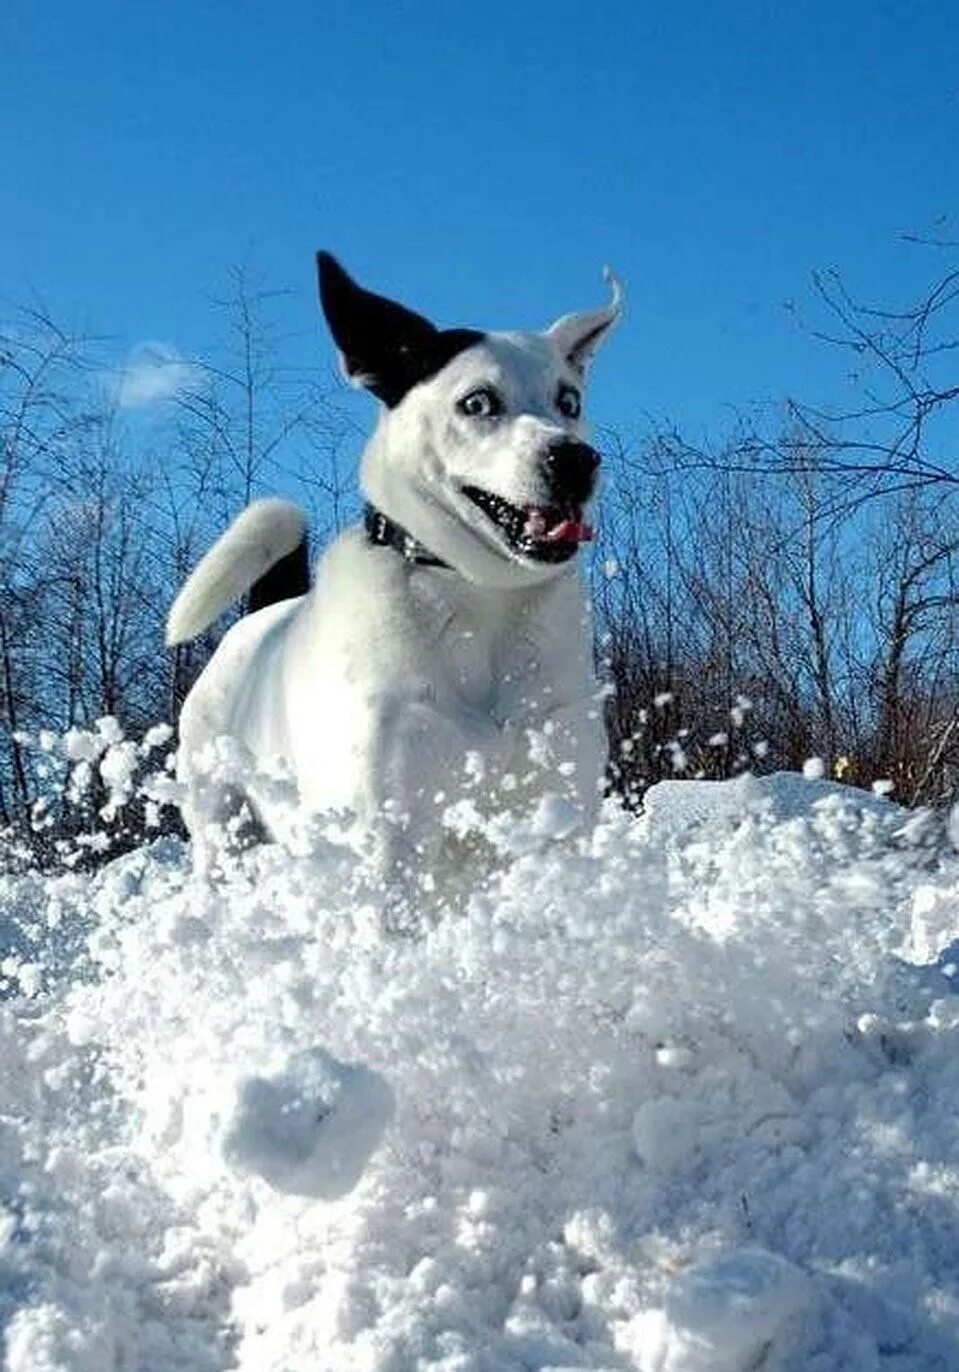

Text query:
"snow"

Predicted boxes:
[[2, 763, 959, 1369], [655, 1247, 811, 1371], [222, 1048, 394, 1200]]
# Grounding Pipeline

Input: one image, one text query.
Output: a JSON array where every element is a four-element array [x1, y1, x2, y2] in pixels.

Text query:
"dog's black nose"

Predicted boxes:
[[542, 440, 600, 505]]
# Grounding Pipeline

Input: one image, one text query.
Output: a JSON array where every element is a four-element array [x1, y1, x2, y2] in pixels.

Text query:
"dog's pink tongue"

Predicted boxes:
[[523, 507, 593, 543], [547, 515, 593, 543]]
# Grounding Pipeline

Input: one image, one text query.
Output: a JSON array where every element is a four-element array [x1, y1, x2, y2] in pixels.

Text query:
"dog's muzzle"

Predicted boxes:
[[462, 442, 599, 566]]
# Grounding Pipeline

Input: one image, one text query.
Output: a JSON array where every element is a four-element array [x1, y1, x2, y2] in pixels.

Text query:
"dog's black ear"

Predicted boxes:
[[316, 252, 482, 407]]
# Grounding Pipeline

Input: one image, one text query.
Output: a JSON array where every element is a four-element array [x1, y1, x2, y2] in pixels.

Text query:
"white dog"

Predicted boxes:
[[167, 253, 619, 885]]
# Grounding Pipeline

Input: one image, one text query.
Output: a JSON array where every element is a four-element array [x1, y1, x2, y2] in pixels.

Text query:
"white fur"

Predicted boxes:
[[170, 282, 618, 881], [166, 498, 306, 646]]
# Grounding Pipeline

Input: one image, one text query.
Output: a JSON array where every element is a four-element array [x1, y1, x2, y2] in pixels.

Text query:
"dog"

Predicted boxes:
[[166, 252, 619, 888]]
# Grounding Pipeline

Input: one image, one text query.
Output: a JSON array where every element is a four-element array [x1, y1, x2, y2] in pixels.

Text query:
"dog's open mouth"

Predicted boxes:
[[462, 486, 593, 563]]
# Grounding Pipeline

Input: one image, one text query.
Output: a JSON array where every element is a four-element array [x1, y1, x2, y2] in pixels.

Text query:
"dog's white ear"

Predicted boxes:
[[316, 252, 482, 408], [546, 267, 622, 374]]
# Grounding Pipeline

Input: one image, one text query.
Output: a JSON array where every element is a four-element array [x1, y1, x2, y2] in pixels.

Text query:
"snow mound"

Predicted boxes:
[[658, 1247, 811, 1370], [222, 1047, 394, 1199], [2, 771, 959, 1369]]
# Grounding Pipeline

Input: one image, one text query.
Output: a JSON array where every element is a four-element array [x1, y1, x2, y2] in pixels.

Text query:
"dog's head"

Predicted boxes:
[[317, 252, 620, 587]]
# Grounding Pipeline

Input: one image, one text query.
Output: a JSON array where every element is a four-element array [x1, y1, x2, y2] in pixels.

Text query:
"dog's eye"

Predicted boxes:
[[557, 384, 581, 420], [458, 387, 503, 419]]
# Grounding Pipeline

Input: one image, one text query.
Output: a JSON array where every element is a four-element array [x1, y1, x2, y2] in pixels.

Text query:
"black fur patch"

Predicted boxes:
[[317, 252, 483, 408], [247, 537, 310, 615]]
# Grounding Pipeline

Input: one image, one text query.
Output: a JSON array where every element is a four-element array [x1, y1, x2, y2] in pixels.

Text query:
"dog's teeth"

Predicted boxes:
[[523, 508, 548, 538]]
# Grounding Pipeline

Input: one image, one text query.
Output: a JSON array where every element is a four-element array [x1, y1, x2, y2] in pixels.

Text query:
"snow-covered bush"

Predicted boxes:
[[0, 718, 179, 874]]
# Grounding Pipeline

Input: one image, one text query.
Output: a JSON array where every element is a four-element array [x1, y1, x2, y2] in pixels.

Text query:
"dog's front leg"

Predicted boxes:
[[361, 696, 502, 928], [534, 696, 607, 821]]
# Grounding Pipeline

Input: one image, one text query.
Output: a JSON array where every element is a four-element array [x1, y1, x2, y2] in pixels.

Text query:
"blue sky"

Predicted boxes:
[[3, 0, 958, 440]]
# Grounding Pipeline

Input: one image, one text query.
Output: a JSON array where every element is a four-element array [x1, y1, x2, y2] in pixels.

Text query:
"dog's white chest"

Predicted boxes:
[[176, 527, 603, 866], [410, 572, 538, 724]]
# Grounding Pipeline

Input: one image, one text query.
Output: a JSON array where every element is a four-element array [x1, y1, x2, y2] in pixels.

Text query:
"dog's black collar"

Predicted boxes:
[[364, 504, 449, 568]]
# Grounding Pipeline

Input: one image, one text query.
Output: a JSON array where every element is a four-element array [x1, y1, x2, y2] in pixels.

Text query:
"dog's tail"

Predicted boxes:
[[166, 498, 309, 646]]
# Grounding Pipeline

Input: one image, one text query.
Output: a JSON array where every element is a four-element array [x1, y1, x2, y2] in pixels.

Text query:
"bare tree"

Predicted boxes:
[[598, 418, 959, 808], [0, 309, 93, 823], [0, 273, 352, 855]]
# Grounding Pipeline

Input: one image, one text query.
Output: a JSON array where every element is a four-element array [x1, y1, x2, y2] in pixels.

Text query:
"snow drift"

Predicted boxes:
[[2, 759, 959, 1369]]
